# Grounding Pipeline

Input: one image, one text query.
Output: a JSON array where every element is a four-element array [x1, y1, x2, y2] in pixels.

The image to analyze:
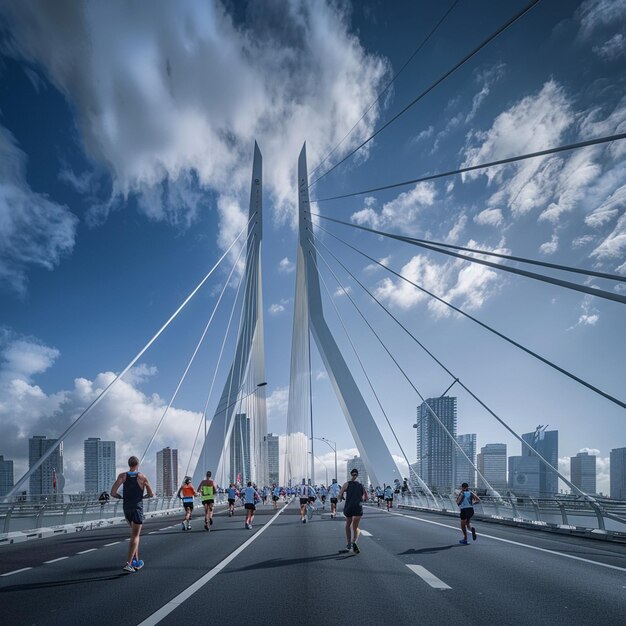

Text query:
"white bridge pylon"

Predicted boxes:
[[285, 143, 402, 488], [192, 142, 267, 487]]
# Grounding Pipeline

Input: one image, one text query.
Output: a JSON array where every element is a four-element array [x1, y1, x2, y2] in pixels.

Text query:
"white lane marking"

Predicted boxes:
[[360, 529, 373, 537], [391, 511, 626, 573], [44, 557, 69, 564], [138, 502, 289, 626], [77, 548, 98, 554], [1, 567, 32, 577], [104, 541, 121, 547], [406, 564, 452, 589]]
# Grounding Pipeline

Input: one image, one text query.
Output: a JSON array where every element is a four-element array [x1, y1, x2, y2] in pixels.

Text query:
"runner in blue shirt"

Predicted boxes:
[[227, 484, 237, 517], [328, 479, 341, 519], [456, 482, 480, 544]]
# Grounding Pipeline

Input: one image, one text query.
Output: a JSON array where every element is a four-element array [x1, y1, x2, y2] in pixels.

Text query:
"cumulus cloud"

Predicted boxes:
[[266, 385, 289, 427], [278, 257, 295, 274], [539, 233, 559, 255], [350, 183, 436, 233], [567, 295, 600, 330], [0, 332, 203, 492], [590, 212, 626, 261], [268, 298, 290, 315], [0, 0, 389, 254], [558, 447, 610, 495], [585, 184, 625, 228], [0, 125, 78, 294], [374, 240, 507, 317], [577, 0, 626, 63], [474, 208, 504, 227]]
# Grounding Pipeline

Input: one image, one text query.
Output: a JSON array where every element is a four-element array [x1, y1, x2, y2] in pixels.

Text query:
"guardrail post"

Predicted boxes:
[[588, 500, 605, 530], [80, 502, 89, 523], [530, 498, 541, 522], [507, 496, 520, 518], [556, 499, 568, 525], [3, 505, 14, 533], [36, 505, 46, 529], [62, 503, 71, 525]]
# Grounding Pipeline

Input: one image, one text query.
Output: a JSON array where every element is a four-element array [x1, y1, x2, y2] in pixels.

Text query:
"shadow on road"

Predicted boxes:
[[0, 571, 126, 593], [225, 552, 354, 572], [398, 545, 460, 555]]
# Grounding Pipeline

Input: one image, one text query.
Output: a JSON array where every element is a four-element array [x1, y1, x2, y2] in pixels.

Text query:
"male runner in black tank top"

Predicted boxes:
[[111, 456, 154, 572], [339, 468, 368, 553]]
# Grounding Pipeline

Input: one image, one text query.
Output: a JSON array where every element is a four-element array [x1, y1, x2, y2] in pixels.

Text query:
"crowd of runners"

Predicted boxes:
[[111, 456, 480, 572]]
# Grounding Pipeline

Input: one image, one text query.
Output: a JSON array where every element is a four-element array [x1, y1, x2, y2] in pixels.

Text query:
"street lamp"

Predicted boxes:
[[313, 437, 337, 482], [309, 452, 329, 486]]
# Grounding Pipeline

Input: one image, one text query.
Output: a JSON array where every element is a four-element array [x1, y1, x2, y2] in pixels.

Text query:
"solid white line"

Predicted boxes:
[[1, 567, 32, 577], [77, 548, 98, 554], [44, 557, 69, 564], [360, 529, 373, 537], [104, 541, 121, 547], [138, 503, 289, 626], [392, 511, 626, 573], [406, 564, 452, 589]]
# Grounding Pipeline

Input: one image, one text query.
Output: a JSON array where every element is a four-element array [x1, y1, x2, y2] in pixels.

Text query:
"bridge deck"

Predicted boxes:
[[1, 501, 624, 625]]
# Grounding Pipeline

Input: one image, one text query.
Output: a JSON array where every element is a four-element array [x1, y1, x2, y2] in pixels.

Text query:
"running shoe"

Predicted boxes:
[[459, 539, 469, 545], [209, 518, 213, 526], [123, 563, 136, 573], [181, 522, 186, 531], [352, 542, 360, 554], [471, 526, 477, 541], [345, 543, 352, 552], [187, 523, 191, 530], [132, 558, 144, 570], [204, 522, 209, 531]]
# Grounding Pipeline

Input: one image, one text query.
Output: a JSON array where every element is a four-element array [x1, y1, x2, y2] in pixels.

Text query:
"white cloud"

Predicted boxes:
[[539, 233, 559, 255], [590, 212, 626, 260], [559, 447, 610, 495], [0, 125, 78, 294], [333, 285, 352, 297], [465, 62, 506, 124], [572, 235, 595, 248], [585, 184, 625, 228], [412, 125, 434, 143], [350, 183, 436, 233], [446, 214, 467, 243], [474, 208, 503, 227], [1, 0, 389, 251], [577, 0, 626, 64], [278, 257, 295, 274], [266, 385, 289, 426], [567, 295, 601, 330], [268, 303, 286, 315], [593, 33, 626, 60]]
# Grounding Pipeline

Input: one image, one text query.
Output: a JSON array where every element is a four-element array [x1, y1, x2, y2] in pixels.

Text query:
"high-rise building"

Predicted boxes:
[[0, 455, 14, 497], [346, 455, 368, 488], [230, 413, 250, 485], [156, 447, 178, 496], [477, 443, 507, 493], [414, 396, 457, 493], [509, 426, 558, 497], [84, 438, 116, 495], [610, 447, 626, 500], [570, 451, 596, 495], [29, 435, 64, 499], [265, 433, 279, 485], [455, 434, 476, 487]]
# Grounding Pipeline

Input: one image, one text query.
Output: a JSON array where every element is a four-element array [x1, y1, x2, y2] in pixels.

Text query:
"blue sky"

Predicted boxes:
[[0, 0, 624, 493]]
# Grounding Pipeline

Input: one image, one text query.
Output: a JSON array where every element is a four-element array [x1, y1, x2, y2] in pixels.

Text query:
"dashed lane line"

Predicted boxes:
[[1, 567, 33, 577], [406, 564, 452, 589], [77, 548, 98, 555], [44, 557, 69, 564], [359, 530, 373, 537], [104, 541, 121, 547], [390, 511, 626, 573]]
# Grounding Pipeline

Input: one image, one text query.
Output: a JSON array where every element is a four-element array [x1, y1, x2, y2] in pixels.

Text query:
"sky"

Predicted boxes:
[[0, 0, 624, 495]]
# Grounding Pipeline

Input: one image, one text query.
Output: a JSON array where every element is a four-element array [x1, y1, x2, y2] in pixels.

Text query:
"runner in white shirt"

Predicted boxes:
[[298, 480, 309, 523], [243, 481, 260, 529], [328, 479, 341, 519]]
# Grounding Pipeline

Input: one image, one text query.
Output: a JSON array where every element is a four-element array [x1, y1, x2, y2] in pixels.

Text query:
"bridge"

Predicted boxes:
[[1, 1, 625, 624]]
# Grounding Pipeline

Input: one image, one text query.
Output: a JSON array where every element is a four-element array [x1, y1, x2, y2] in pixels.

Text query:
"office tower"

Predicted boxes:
[[230, 413, 250, 485], [509, 426, 558, 497], [455, 434, 477, 487], [610, 447, 626, 500], [414, 396, 457, 493], [29, 435, 64, 499], [477, 443, 507, 493], [156, 447, 178, 496], [84, 438, 116, 495], [570, 451, 596, 495], [346, 455, 368, 488], [0, 455, 14, 497], [266, 433, 280, 485]]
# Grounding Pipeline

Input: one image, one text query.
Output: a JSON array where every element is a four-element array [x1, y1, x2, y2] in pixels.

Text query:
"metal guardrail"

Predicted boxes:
[[0, 495, 227, 535], [398, 493, 626, 533]]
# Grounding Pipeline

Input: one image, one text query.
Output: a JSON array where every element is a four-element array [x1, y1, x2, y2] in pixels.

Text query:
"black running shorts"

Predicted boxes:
[[202, 499, 214, 506], [299, 498, 308, 505], [228, 498, 235, 504], [272, 496, 279, 501], [330, 497, 338, 504], [460, 507, 474, 521], [343, 505, 363, 518], [124, 508, 144, 525], [244, 503, 256, 511], [183, 502, 194, 511]]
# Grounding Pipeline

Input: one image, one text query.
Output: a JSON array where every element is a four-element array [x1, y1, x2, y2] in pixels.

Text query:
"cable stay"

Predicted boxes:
[[141, 230, 254, 465], [312, 132, 626, 200], [308, 231, 603, 504], [3, 213, 256, 502], [310, 0, 542, 187], [308, 212, 626, 283], [311, 223, 626, 411], [307, 246, 440, 505], [306, 213, 626, 305], [310, 0, 460, 179], [307, 235, 501, 499]]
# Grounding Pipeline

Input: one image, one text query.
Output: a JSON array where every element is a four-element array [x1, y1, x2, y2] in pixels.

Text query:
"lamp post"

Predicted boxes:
[[309, 452, 329, 486], [313, 437, 337, 482]]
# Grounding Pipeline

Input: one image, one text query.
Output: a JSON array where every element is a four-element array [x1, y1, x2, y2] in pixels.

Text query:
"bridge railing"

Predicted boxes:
[[399, 493, 626, 534], [0, 495, 227, 535]]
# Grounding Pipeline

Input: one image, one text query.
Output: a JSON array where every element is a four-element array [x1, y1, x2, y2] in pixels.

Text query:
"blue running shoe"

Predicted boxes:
[[459, 539, 469, 545], [131, 558, 144, 570]]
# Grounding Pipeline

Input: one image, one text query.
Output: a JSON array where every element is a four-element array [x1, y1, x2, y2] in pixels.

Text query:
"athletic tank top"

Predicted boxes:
[[459, 490, 474, 509], [181, 484, 195, 500], [123, 472, 143, 510], [345, 480, 364, 508], [201, 484, 214, 499]]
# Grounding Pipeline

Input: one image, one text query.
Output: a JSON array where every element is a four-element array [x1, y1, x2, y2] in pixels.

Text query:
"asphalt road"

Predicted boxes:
[[1, 500, 625, 625]]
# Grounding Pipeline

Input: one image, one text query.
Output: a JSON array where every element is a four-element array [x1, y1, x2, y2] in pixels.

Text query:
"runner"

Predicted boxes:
[[401, 478, 409, 500], [319, 484, 328, 509], [375, 485, 383, 507], [196, 470, 217, 531], [111, 455, 154, 572], [298, 480, 309, 523], [328, 478, 341, 519], [306, 484, 317, 521], [177, 476, 197, 530], [383, 483, 393, 511], [227, 483, 237, 516], [339, 468, 368, 553], [272, 484, 281, 510], [262, 485, 270, 505], [243, 481, 260, 529], [456, 482, 480, 544]]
